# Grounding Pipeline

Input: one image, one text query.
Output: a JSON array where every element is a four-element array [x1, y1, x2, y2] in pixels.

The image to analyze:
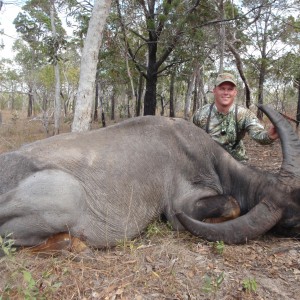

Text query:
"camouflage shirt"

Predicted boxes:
[[193, 103, 273, 161]]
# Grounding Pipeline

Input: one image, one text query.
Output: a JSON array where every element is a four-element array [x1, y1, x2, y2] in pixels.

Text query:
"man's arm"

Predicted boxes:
[[244, 109, 278, 144]]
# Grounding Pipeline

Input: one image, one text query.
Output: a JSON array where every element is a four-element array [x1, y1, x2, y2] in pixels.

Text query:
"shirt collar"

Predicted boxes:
[[213, 103, 235, 116]]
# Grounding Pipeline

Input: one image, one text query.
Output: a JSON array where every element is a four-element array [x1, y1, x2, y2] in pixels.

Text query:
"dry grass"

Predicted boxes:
[[0, 110, 299, 299], [0, 111, 62, 153], [1, 228, 299, 299]]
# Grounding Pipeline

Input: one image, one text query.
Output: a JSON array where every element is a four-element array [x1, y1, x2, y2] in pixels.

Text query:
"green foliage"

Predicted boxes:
[[21, 270, 40, 300], [1, 267, 62, 299], [224, 0, 239, 19], [146, 220, 172, 238], [158, 14, 168, 23], [115, 221, 173, 252], [13, 0, 66, 65], [0, 233, 16, 257], [212, 240, 225, 255], [242, 278, 257, 293], [162, 0, 172, 13], [146, 19, 156, 30], [116, 238, 140, 252], [202, 272, 225, 294], [146, 222, 162, 237], [64, 0, 92, 43], [0, 233, 61, 299]]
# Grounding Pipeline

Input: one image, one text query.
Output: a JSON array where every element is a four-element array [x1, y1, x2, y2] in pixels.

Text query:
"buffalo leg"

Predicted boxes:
[[169, 189, 240, 230], [193, 195, 241, 223], [0, 169, 88, 247], [24, 233, 89, 255]]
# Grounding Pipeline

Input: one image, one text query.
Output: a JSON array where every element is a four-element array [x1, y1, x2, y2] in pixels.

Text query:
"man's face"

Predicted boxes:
[[213, 82, 237, 110]]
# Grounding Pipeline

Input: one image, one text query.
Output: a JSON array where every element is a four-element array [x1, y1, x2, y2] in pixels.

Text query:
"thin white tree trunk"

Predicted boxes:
[[199, 66, 208, 106], [125, 48, 136, 114], [184, 62, 200, 120], [72, 0, 112, 132], [50, 0, 61, 135]]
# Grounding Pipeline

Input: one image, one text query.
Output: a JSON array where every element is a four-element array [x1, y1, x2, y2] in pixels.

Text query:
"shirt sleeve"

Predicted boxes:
[[243, 109, 273, 145], [193, 104, 210, 130]]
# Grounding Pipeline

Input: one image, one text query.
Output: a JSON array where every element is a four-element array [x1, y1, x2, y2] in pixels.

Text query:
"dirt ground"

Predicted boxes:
[[0, 110, 299, 299]]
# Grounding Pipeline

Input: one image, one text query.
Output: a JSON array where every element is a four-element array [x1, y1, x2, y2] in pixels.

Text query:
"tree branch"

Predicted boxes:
[[115, 0, 147, 78]]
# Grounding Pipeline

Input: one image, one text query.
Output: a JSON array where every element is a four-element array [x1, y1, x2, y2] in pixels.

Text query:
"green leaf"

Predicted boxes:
[[22, 270, 33, 283]]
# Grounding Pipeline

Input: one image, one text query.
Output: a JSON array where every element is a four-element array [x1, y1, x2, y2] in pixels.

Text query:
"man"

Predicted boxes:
[[193, 72, 278, 161]]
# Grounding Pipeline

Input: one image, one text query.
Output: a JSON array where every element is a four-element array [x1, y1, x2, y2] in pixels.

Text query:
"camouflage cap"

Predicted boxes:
[[215, 73, 237, 86]]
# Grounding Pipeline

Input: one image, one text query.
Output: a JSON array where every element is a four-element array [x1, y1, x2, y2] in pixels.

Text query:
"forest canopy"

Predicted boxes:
[[0, 0, 300, 133]]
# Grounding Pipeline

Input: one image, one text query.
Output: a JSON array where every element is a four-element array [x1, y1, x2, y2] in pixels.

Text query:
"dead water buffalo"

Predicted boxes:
[[0, 105, 299, 248]]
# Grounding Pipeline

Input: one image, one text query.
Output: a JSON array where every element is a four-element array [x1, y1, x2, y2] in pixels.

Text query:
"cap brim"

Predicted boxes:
[[216, 80, 236, 86]]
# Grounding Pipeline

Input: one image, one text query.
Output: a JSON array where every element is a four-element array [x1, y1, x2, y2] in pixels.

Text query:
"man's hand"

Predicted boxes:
[[268, 125, 279, 140]]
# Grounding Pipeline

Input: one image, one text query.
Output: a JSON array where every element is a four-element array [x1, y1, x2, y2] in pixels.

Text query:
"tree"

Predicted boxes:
[[14, 0, 66, 127], [13, 40, 38, 117], [116, 0, 212, 115], [72, 0, 112, 132], [242, 0, 294, 118], [0, 59, 22, 111]]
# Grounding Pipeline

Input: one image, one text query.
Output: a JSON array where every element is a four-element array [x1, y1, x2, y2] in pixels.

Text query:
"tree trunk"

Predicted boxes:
[[160, 95, 164, 116], [257, 68, 265, 120], [257, 9, 270, 120], [111, 88, 115, 121], [50, 0, 61, 135], [27, 88, 33, 118], [226, 41, 251, 108], [126, 90, 131, 118], [94, 81, 99, 122], [192, 73, 199, 115], [99, 94, 106, 128], [144, 75, 157, 115], [53, 63, 61, 134], [72, 0, 112, 132], [97, 81, 106, 127], [297, 79, 300, 129], [125, 44, 136, 110], [42, 94, 49, 136], [199, 66, 208, 106], [184, 62, 200, 120], [136, 73, 143, 117], [169, 70, 175, 118], [144, 41, 158, 115]]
